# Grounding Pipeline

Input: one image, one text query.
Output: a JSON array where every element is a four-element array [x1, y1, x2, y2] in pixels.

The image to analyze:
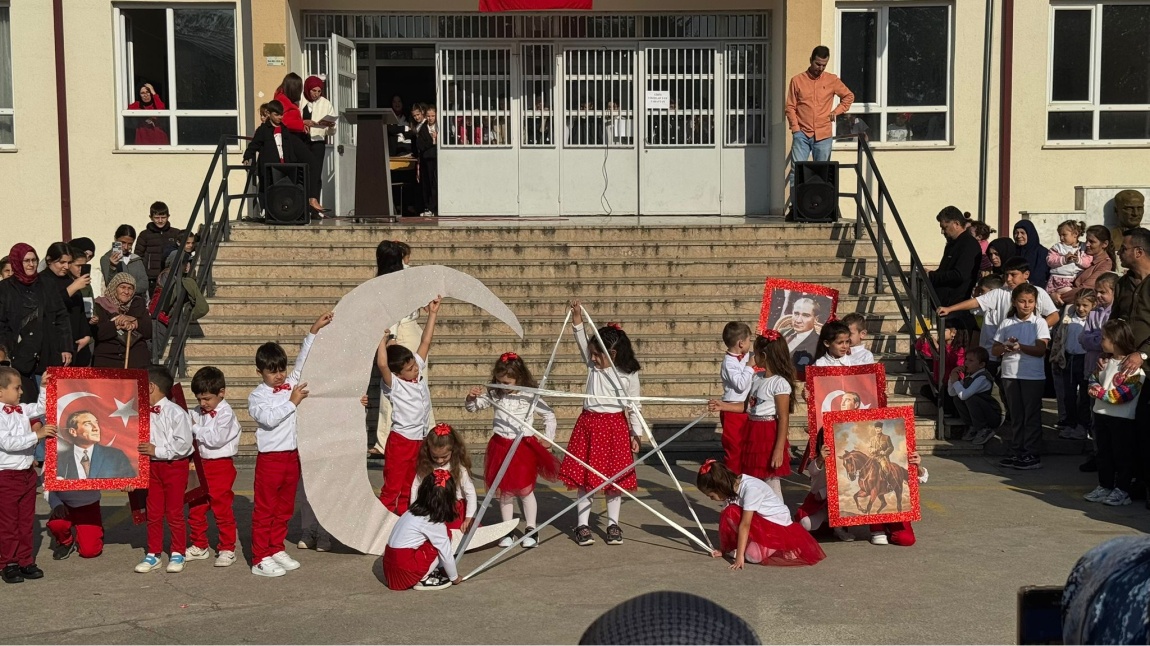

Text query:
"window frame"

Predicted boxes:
[[113, 3, 241, 151], [833, 3, 954, 148], [1047, 2, 1150, 145], [0, 4, 14, 149]]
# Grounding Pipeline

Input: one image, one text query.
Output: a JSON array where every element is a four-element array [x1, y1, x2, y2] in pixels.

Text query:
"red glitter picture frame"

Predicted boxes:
[[758, 279, 840, 379], [822, 406, 921, 528], [43, 367, 151, 492], [803, 363, 888, 444]]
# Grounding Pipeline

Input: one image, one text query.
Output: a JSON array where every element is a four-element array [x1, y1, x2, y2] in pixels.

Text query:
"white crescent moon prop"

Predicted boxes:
[[298, 266, 525, 556]]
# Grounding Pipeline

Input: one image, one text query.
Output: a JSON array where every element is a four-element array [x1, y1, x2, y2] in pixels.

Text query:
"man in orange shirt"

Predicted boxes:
[[785, 46, 854, 189]]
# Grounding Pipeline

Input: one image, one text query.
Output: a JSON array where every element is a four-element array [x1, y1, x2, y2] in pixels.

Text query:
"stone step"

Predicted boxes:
[[207, 257, 874, 281]]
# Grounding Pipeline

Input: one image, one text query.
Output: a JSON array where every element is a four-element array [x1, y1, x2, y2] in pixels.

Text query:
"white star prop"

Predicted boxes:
[[110, 396, 138, 429]]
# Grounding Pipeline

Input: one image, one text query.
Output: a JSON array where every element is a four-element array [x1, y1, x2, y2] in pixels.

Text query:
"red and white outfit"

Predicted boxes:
[[467, 391, 559, 498], [0, 401, 44, 568], [719, 351, 754, 474], [248, 332, 314, 564], [718, 474, 825, 567], [869, 466, 928, 546], [410, 466, 477, 532], [794, 458, 829, 530], [382, 511, 458, 590], [379, 353, 432, 514], [188, 400, 241, 554], [740, 373, 792, 483], [145, 398, 194, 556]]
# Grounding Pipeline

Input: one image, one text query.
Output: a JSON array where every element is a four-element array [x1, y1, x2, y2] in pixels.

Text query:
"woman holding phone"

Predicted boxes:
[[98, 225, 149, 291], [40, 243, 94, 367]]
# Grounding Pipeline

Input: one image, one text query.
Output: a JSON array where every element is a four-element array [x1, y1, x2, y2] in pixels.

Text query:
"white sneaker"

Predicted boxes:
[[271, 550, 300, 571], [165, 553, 186, 573], [296, 540, 311, 550], [498, 535, 515, 548], [522, 528, 538, 548], [833, 527, 856, 542], [1103, 488, 1132, 506], [134, 554, 162, 573], [251, 557, 286, 577], [870, 533, 889, 545], [1083, 486, 1113, 503], [185, 546, 211, 561], [214, 551, 236, 567]]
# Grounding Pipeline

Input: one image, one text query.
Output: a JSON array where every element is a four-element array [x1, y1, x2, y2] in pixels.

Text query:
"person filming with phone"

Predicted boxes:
[[98, 225, 149, 292]]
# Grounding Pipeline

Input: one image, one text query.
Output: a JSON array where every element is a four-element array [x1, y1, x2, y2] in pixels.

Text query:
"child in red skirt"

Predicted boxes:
[[410, 424, 475, 533], [696, 459, 824, 568], [794, 431, 855, 542], [868, 450, 927, 546], [465, 352, 560, 548], [709, 330, 795, 499], [383, 469, 462, 591], [378, 296, 440, 515], [559, 301, 642, 547], [719, 322, 755, 474]]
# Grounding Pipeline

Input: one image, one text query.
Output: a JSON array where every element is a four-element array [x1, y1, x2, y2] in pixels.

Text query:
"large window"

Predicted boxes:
[[0, 5, 12, 147], [563, 49, 635, 148], [438, 48, 512, 147], [1048, 3, 1150, 142], [835, 4, 952, 144], [115, 6, 239, 148]]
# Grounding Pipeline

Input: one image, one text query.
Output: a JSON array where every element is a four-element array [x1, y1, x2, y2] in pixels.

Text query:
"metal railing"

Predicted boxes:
[[152, 134, 257, 376]]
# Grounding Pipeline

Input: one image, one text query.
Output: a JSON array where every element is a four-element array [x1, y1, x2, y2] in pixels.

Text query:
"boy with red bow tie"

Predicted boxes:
[[186, 366, 241, 568], [135, 365, 194, 574], [0, 367, 54, 583], [247, 312, 333, 577], [719, 322, 755, 474]]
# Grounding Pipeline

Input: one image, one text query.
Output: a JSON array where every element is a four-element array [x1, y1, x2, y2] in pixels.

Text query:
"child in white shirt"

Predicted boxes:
[[0, 367, 53, 583], [813, 321, 853, 368], [382, 469, 462, 591], [186, 366, 242, 567], [718, 322, 754, 474], [841, 313, 876, 366], [1052, 291, 1095, 440], [1082, 320, 1146, 507], [992, 285, 1051, 470], [1046, 220, 1091, 298]]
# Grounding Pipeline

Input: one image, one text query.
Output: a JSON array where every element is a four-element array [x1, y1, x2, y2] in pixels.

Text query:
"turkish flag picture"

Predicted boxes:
[[803, 364, 888, 439], [44, 367, 151, 491]]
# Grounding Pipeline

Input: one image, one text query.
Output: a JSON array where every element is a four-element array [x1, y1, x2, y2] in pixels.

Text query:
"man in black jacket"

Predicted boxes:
[[133, 202, 184, 293], [930, 206, 982, 330]]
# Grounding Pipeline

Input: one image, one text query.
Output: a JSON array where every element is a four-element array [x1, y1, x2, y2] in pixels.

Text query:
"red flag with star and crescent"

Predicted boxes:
[[479, 0, 591, 10]]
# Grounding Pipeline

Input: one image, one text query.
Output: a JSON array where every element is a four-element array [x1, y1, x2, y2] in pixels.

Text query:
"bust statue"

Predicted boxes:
[[1111, 189, 1145, 243]]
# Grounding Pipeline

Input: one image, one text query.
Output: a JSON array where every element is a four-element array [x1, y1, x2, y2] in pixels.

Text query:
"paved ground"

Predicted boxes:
[[6, 454, 1149, 645]]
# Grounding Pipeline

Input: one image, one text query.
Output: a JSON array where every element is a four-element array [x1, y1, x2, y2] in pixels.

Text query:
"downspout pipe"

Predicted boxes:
[[997, 0, 1014, 234], [52, 0, 73, 240], [977, 0, 994, 223]]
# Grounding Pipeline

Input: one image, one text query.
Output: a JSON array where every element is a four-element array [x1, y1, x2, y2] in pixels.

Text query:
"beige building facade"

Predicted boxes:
[[3, 0, 1148, 261]]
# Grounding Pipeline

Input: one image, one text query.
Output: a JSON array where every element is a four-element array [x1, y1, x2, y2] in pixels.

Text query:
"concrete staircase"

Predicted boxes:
[[184, 218, 949, 458]]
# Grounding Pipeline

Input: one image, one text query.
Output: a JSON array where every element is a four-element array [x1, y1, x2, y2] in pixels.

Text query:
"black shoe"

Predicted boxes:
[[413, 573, 452, 591], [1014, 455, 1043, 470], [574, 525, 595, 546], [998, 456, 1017, 468], [1, 565, 23, 584], [606, 524, 623, 545], [53, 541, 75, 561], [20, 564, 43, 579], [1079, 456, 1098, 473]]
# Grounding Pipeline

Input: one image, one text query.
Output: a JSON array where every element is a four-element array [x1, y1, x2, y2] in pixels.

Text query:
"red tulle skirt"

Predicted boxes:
[[559, 411, 637, 495], [741, 418, 792, 479], [382, 541, 438, 590], [718, 504, 825, 567], [484, 435, 560, 497], [720, 410, 748, 474]]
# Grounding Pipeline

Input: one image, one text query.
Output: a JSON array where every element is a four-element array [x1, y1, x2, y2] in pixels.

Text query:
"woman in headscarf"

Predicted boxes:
[[273, 72, 327, 219], [0, 244, 72, 402], [91, 272, 152, 369], [985, 237, 1018, 278], [40, 242, 93, 367], [302, 75, 335, 216], [1013, 220, 1050, 288], [127, 82, 170, 146]]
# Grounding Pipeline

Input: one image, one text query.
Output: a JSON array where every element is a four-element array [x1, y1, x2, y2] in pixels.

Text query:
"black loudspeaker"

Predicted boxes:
[[263, 163, 310, 225], [793, 161, 840, 223]]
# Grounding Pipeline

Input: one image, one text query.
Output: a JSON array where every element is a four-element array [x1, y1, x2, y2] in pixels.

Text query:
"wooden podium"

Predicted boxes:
[[343, 108, 399, 220]]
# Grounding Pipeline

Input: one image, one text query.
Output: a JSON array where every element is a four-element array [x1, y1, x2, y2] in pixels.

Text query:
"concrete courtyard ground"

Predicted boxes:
[[6, 454, 1148, 644]]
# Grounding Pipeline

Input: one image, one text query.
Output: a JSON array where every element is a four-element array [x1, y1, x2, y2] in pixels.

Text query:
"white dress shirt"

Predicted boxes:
[[748, 374, 791, 420], [573, 324, 643, 435], [248, 333, 315, 452], [734, 475, 792, 526], [804, 459, 828, 500], [814, 354, 851, 368], [72, 444, 94, 478], [189, 399, 241, 459], [465, 391, 557, 440], [386, 511, 458, 580], [994, 315, 1051, 380], [720, 352, 754, 402], [410, 466, 477, 519], [849, 345, 876, 366], [976, 286, 1057, 352], [382, 353, 432, 441], [150, 397, 193, 461], [948, 368, 994, 401], [0, 404, 38, 471]]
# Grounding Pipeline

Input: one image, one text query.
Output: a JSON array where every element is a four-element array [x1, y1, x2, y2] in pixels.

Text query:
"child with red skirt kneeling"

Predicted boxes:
[[383, 469, 462, 591], [697, 459, 825, 568]]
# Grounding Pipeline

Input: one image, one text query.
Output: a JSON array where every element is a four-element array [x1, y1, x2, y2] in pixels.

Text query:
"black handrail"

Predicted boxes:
[[153, 134, 256, 376]]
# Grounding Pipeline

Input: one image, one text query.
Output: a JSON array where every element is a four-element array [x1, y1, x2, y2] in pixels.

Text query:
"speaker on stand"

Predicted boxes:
[[262, 163, 310, 225], [793, 161, 840, 223]]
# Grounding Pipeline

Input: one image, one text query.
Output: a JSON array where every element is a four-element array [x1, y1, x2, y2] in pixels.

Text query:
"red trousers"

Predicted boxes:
[[251, 450, 300, 562], [720, 410, 748, 474], [380, 434, 421, 515], [46, 501, 104, 558], [870, 522, 916, 546], [0, 468, 37, 567], [188, 457, 238, 552], [147, 459, 190, 555]]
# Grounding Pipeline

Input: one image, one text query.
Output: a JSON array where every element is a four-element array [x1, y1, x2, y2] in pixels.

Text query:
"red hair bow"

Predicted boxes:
[[433, 469, 452, 487], [762, 329, 782, 342], [432, 423, 453, 437], [500, 352, 519, 363], [699, 458, 717, 475], [606, 322, 623, 331]]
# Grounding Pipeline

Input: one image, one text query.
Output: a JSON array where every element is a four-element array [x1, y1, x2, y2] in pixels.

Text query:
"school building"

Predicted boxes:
[[4, 0, 1149, 258]]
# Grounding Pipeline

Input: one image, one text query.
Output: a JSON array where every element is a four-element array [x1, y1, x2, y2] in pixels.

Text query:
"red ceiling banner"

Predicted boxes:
[[479, 0, 592, 11]]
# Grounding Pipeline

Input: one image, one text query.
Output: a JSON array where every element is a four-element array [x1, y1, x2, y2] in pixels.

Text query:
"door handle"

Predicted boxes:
[[337, 144, 344, 154]]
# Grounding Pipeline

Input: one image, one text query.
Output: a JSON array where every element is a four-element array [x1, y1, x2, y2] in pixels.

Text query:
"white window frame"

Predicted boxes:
[[436, 46, 514, 148], [724, 43, 769, 147], [833, 3, 954, 147], [0, 4, 14, 149], [1047, 2, 1150, 145], [113, 4, 241, 151]]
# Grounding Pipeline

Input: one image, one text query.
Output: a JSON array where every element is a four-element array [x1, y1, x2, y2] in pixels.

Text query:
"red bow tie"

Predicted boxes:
[[150, 405, 162, 414], [3, 405, 22, 414], [201, 408, 216, 418], [273, 383, 292, 393], [729, 352, 746, 361]]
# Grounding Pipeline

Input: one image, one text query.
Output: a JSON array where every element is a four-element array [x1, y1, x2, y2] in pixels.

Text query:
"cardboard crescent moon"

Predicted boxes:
[[297, 266, 525, 555]]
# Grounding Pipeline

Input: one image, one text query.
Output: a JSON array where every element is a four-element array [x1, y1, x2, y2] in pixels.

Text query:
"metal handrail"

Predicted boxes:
[[153, 134, 257, 376]]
